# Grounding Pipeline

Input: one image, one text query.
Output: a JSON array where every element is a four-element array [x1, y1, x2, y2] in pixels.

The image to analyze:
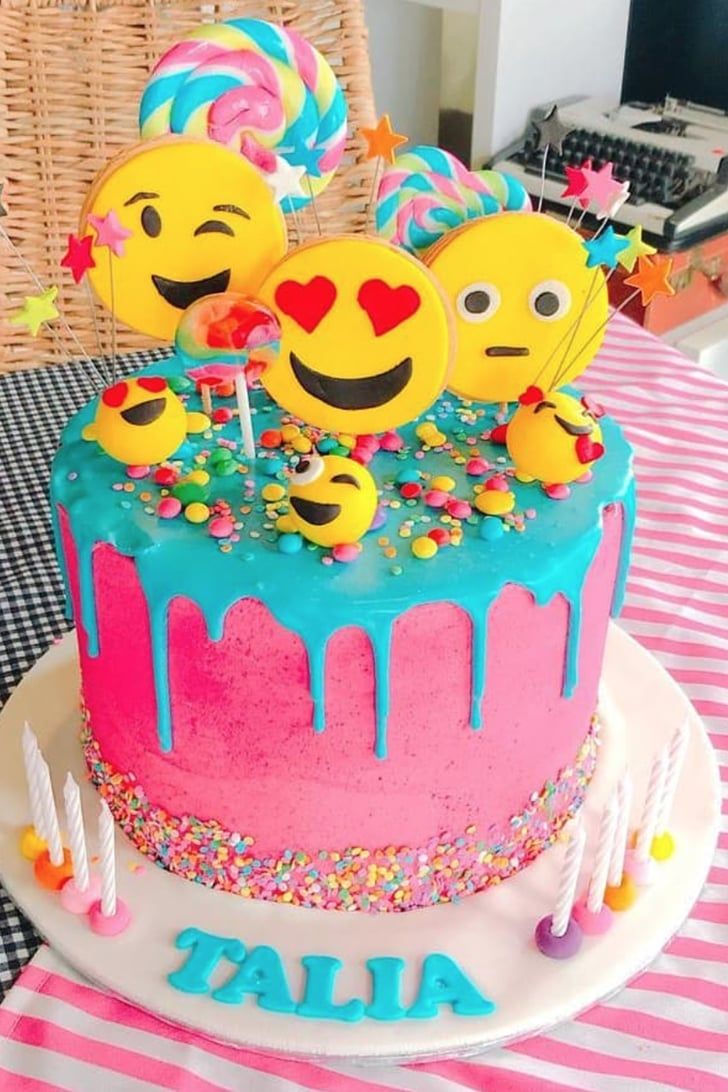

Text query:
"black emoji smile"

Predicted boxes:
[[554, 414, 593, 437], [484, 346, 530, 357], [290, 496, 341, 526], [290, 352, 413, 411], [151, 269, 231, 310], [121, 397, 166, 426]]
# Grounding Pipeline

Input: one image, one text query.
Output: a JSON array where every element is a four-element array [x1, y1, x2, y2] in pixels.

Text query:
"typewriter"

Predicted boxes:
[[489, 97, 728, 250]]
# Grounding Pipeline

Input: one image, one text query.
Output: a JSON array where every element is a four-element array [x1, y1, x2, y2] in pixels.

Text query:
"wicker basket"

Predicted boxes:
[[0, 0, 377, 372]]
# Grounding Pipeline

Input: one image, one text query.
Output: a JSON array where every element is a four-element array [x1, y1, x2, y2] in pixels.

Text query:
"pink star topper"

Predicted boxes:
[[87, 210, 132, 257], [60, 233, 96, 283], [580, 162, 625, 215]]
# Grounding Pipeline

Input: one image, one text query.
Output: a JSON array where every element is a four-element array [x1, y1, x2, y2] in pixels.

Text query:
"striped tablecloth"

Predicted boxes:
[[1, 314, 726, 1091]]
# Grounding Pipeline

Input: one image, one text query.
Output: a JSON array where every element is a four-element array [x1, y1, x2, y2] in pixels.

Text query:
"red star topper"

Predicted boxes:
[[60, 233, 96, 283]]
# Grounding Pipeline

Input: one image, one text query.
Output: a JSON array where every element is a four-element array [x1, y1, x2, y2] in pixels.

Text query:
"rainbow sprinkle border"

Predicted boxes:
[[82, 711, 599, 913]]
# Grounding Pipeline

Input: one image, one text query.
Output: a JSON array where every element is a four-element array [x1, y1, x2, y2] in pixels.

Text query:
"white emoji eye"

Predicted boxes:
[[528, 280, 571, 322], [291, 453, 324, 485], [456, 283, 501, 323]]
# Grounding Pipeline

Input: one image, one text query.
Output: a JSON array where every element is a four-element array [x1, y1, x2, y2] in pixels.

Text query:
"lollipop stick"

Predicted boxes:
[[83, 278, 111, 385], [235, 371, 256, 463], [367, 158, 382, 231], [107, 251, 118, 384]]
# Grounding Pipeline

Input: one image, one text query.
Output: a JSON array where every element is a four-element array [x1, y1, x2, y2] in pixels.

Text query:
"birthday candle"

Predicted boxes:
[[63, 773, 89, 893], [635, 749, 668, 862], [607, 772, 633, 888], [21, 722, 46, 840], [38, 758, 64, 866], [551, 822, 586, 938], [586, 793, 618, 914], [655, 720, 689, 835], [98, 798, 116, 917]]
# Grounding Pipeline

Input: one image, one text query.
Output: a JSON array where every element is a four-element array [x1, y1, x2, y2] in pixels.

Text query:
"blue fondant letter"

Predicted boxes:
[[168, 927, 245, 995], [366, 957, 406, 1021], [212, 945, 296, 1012], [297, 956, 365, 1023], [407, 953, 495, 1019]]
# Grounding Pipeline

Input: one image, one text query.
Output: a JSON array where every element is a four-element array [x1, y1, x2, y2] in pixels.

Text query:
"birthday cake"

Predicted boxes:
[[0, 16, 696, 1043], [41, 18, 667, 925]]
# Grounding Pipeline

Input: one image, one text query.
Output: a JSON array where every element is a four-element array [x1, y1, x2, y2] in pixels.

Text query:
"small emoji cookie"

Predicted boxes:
[[287, 453, 377, 546], [426, 213, 607, 405], [506, 387, 605, 487], [82, 376, 202, 465], [81, 137, 287, 342], [258, 235, 455, 434]]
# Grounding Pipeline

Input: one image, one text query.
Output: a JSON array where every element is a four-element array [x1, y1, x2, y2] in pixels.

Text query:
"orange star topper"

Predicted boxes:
[[361, 115, 408, 165], [624, 254, 675, 305]]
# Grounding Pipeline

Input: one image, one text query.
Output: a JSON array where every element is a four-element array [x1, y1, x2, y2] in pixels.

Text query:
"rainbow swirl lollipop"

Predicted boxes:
[[376, 145, 530, 257], [139, 18, 347, 208]]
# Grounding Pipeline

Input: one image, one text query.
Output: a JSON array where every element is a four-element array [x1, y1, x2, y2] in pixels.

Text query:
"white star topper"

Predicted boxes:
[[264, 158, 307, 205]]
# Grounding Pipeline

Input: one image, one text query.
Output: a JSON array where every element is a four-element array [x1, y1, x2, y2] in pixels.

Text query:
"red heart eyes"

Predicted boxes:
[[275, 276, 337, 333], [357, 279, 420, 336], [138, 376, 167, 393], [274, 276, 421, 335], [102, 381, 128, 407]]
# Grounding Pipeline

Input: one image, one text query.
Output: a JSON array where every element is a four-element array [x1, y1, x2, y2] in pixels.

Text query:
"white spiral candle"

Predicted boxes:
[[63, 773, 89, 893], [21, 722, 46, 840], [655, 720, 689, 835], [635, 749, 668, 862], [607, 772, 633, 888], [551, 822, 586, 937], [98, 799, 116, 917], [587, 792, 619, 913], [38, 758, 63, 866]]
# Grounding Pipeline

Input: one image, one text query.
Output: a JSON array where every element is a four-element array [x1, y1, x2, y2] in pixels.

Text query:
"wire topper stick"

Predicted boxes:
[[360, 114, 408, 231], [532, 105, 573, 214]]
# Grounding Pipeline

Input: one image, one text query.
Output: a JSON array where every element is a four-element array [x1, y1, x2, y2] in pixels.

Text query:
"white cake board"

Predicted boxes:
[[0, 625, 720, 1064]]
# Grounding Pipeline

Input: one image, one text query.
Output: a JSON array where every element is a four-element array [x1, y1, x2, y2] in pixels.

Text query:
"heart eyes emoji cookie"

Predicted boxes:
[[259, 235, 455, 434]]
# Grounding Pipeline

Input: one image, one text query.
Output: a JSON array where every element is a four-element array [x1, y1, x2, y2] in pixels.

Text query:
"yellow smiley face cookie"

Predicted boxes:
[[506, 388, 605, 485], [82, 376, 188, 465], [426, 213, 607, 404], [287, 453, 377, 546], [81, 137, 287, 342], [258, 235, 455, 434]]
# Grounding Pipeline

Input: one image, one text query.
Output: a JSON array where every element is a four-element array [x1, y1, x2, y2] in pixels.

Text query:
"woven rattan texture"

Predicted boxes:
[[0, 0, 376, 372]]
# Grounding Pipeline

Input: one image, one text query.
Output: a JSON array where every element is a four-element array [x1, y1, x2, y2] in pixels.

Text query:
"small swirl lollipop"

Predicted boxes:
[[139, 19, 347, 208], [175, 293, 280, 459], [376, 144, 530, 257]]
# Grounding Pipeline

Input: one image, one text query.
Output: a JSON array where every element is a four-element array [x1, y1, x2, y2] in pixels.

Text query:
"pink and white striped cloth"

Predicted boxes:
[[1, 313, 727, 1091]]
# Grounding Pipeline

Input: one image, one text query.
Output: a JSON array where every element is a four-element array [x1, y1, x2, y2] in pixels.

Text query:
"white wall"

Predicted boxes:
[[472, 0, 632, 163], [365, 0, 443, 147]]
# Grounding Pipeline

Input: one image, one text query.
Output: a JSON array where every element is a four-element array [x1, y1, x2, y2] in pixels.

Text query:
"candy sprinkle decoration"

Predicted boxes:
[[82, 709, 599, 912], [138, 18, 347, 208]]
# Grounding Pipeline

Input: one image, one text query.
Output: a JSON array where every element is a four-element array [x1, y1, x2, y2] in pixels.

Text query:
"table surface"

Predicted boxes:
[[0, 316, 726, 1091]]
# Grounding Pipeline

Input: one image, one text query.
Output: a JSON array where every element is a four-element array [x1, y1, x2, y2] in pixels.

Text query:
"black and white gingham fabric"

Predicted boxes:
[[0, 350, 168, 997]]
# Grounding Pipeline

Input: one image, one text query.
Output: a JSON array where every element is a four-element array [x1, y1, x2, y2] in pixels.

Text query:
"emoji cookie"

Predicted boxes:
[[426, 213, 608, 405], [81, 137, 287, 341], [287, 453, 377, 546], [82, 377, 207, 466], [259, 235, 455, 434], [506, 387, 605, 488]]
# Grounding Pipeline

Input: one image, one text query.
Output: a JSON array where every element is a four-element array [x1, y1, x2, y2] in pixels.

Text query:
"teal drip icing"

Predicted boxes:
[[148, 598, 172, 753], [370, 622, 393, 760], [611, 477, 637, 617], [563, 589, 583, 698], [50, 358, 636, 760], [469, 603, 492, 729], [76, 538, 99, 657], [50, 501, 73, 622], [308, 638, 328, 733]]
